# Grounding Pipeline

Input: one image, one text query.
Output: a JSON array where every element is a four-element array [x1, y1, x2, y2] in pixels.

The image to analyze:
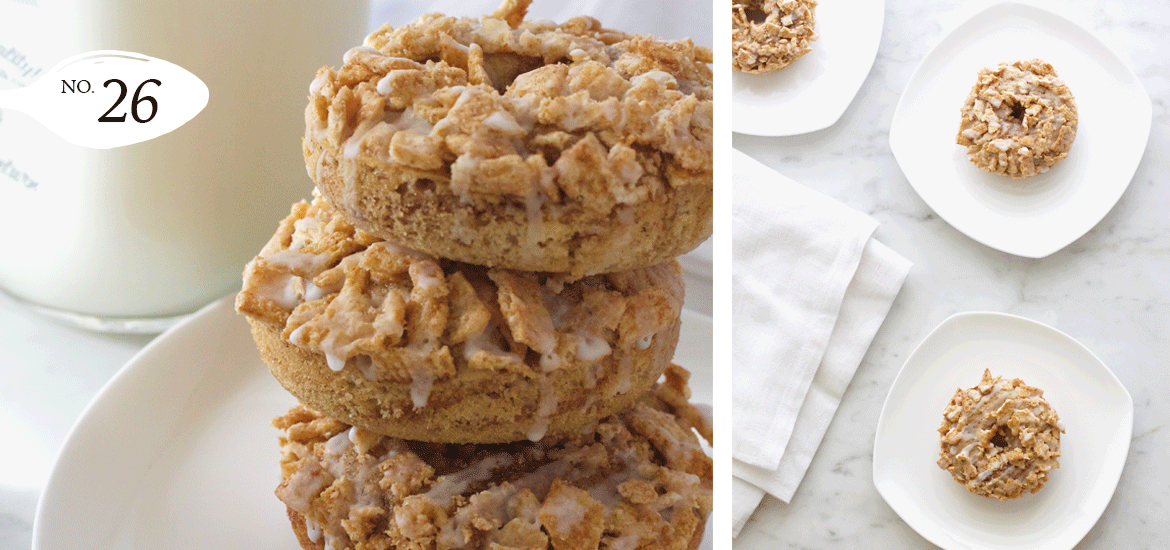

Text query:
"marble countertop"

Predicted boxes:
[[733, 0, 1168, 548], [0, 0, 1165, 548]]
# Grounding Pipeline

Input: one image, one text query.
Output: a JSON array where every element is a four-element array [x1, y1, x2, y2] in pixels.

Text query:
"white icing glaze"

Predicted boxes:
[[463, 322, 522, 364], [527, 375, 558, 442], [539, 352, 561, 372], [542, 493, 585, 535], [309, 73, 329, 95], [277, 462, 330, 513], [632, 70, 677, 89], [305, 519, 323, 543], [436, 483, 514, 549], [264, 250, 331, 274], [575, 332, 612, 362], [385, 108, 434, 135], [325, 352, 346, 372], [371, 240, 434, 262], [288, 324, 308, 344], [614, 353, 633, 395], [342, 45, 381, 64], [636, 334, 654, 350], [343, 121, 390, 159], [525, 191, 546, 254], [408, 360, 435, 408], [325, 431, 352, 456], [254, 271, 300, 310], [304, 280, 337, 301], [481, 111, 525, 134], [423, 453, 515, 505], [376, 71, 398, 95], [411, 260, 443, 290]]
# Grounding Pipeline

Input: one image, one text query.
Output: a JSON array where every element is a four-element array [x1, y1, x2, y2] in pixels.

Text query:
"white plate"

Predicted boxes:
[[732, 0, 884, 136], [872, 312, 1132, 550], [888, 2, 1152, 258], [679, 238, 713, 281], [33, 296, 713, 550]]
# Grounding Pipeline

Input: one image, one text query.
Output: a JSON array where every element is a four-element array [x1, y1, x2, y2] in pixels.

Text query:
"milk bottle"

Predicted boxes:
[[0, 0, 368, 331]]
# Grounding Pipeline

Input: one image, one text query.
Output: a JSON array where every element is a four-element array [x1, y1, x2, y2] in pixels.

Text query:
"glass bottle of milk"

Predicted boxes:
[[0, 0, 368, 331]]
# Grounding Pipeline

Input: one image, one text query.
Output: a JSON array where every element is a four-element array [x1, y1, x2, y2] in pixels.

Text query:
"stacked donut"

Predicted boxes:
[[235, 1, 713, 549]]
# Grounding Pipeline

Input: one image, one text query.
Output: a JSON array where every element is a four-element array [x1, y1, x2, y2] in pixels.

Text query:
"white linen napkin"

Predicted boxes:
[[732, 150, 911, 536]]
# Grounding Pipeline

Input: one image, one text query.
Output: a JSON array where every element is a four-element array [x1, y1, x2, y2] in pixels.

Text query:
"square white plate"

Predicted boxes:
[[732, 0, 884, 136], [872, 312, 1132, 550], [888, 2, 1151, 258]]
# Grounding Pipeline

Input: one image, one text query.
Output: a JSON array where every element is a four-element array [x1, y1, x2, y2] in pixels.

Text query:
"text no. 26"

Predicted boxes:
[[61, 78, 161, 123]]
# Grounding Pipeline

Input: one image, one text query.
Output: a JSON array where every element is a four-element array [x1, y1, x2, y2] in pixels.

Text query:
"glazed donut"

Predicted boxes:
[[273, 366, 712, 550], [956, 59, 1078, 178], [732, 0, 817, 74], [236, 194, 685, 444], [303, 0, 713, 277], [937, 369, 1064, 500]]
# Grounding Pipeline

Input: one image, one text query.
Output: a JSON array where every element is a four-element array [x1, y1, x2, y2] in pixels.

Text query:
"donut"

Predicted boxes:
[[732, 0, 818, 74], [272, 365, 712, 550], [937, 369, 1064, 500], [236, 194, 685, 444], [303, 0, 713, 277], [956, 59, 1078, 178]]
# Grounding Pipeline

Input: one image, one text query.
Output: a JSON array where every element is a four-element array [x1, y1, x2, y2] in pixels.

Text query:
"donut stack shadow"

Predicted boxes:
[[233, 2, 714, 549]]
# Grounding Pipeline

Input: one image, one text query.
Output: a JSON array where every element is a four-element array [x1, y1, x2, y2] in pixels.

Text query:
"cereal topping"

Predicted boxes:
[[956, 59, 1078, 178], [937, 369, 1063, 500], [304, 0, 712, 214], [236, 194, 684, 407], [273, 371, 712, 550], [732, 0, 818, 74]]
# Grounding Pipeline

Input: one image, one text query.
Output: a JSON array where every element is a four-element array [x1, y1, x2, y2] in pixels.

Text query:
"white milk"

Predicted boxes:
[[0, 0, 369, 328]]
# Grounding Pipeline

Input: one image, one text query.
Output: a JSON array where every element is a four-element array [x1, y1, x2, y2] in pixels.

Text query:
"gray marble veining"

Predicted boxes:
[[734, 0, 1169, 548]]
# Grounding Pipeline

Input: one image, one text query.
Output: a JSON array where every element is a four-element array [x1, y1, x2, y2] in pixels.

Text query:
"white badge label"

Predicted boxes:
[[0, 50, 208, 149]]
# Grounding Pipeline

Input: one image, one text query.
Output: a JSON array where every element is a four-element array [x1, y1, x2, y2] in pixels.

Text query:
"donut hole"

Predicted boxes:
[[742, 4, 768, 24], [536, 143, 561, 167], [483, 52, 547, 92], [990, 426, 1011, 448], [1007, 101, 1027, 122], [411, 178, 436, 194]]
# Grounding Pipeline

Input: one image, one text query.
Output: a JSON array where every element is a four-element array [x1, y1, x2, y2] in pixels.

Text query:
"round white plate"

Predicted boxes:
[[732, 0, 884, 136], [33, 296, 713, 550], [888, 2, 1152, 258], [872, 312, 1132, 550], [679, 238, 713, 281]]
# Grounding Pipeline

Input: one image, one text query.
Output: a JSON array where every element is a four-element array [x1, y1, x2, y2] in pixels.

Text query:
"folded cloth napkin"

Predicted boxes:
[[732, 150, 911, 537]]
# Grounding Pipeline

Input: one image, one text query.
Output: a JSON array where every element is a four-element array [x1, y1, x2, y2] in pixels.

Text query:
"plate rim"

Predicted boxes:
[[30, 295, 240, 550], [887, 0, 1153, 258], [731, 0, 886, 136], [871, 310, 1134, 550], [32, 295, 713, 550]]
